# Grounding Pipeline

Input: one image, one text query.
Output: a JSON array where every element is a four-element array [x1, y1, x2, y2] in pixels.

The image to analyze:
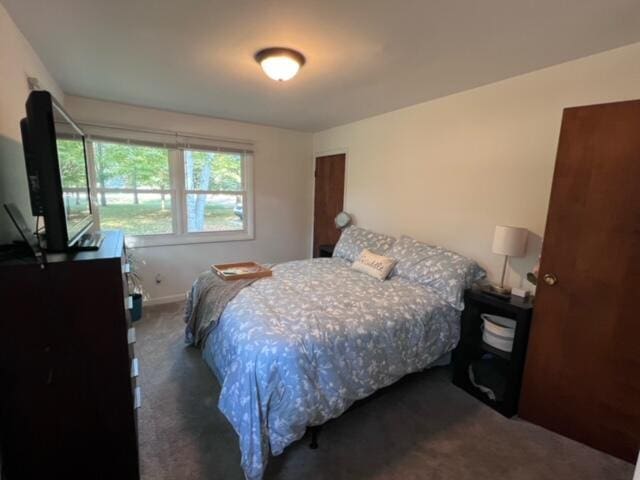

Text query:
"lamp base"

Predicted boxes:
[[489, 284, 511, 295], [477, 283, 512, 300]]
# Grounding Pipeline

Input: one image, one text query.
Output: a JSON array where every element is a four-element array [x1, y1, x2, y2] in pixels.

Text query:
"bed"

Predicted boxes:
[[188, 228, 484, 480]]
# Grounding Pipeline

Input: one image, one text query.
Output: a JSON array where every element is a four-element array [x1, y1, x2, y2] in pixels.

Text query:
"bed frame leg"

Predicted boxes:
[[309, 426, 320, 449]]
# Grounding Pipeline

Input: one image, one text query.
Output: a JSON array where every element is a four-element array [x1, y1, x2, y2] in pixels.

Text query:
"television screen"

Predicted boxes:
[[52, 104, 92, 242], [23, 91, 93, 251]]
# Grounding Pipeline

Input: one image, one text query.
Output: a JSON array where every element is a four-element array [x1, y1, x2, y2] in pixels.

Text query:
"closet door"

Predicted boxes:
[[520, 100, 640, 462], [313, 154, 345, 258]]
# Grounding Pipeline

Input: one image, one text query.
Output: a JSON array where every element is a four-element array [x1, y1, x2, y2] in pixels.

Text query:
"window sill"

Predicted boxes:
[[123, 230, 254, 248]]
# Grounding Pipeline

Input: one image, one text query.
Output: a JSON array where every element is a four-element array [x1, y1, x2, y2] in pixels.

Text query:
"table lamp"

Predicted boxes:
[[491, 225, 528, 294], [334, 211, 352, 229]]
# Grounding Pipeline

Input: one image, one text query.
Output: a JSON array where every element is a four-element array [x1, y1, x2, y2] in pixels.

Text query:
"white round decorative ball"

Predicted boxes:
[[334, 211, 352, 229]]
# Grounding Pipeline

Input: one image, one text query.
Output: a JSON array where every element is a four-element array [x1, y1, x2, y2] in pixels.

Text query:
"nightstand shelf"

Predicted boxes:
[[452, 287, 534, 417], [480, 341, 512, 361]]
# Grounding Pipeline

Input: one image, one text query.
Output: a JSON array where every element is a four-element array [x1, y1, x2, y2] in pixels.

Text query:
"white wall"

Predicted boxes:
[[5, 2, 640, 299], [313, 42, 640, 289], [0, 4, 63, 243], [65, 96, 313, 303]]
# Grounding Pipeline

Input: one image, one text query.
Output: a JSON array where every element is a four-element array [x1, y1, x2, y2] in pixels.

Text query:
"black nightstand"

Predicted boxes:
[[317, 244, 335, 258], [452, 287, 534, 417]]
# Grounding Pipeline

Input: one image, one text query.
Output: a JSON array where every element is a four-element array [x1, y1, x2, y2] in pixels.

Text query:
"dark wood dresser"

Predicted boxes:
[[0, 230, 140, 479]]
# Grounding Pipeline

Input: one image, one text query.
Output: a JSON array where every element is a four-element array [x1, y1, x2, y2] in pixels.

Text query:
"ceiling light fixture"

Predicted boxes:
[[254, 47, 306, 82]]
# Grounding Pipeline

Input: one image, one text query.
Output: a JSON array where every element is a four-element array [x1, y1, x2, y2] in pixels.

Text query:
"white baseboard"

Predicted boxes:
[[144, 293, 187, 306]]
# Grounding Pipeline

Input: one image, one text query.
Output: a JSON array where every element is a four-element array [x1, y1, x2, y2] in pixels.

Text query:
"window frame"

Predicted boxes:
[[85, 139, 255, 248]]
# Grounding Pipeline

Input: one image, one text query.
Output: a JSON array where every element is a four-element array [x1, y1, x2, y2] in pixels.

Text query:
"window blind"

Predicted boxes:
[[79, 122, 254, 153]]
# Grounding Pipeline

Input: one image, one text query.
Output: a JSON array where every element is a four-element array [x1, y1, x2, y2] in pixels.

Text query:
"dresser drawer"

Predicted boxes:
[[130, 357, 139, 378], [133, 386, 142, 410]]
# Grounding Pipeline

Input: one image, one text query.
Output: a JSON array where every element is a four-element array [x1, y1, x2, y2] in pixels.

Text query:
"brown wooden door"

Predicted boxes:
[[520, 100, 640, 462], [313, 154, 345, 258]]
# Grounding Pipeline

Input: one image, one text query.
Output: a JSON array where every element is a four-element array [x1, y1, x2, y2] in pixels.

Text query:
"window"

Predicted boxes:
[[93, 142, 173, 236], [85, 137, 253, 246], [57, 137, 91, 227], [183, 149, 245, 233]]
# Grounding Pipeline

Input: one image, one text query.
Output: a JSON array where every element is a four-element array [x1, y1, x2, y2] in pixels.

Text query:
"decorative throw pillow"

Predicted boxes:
[[333, 226, 396, 263], [387, 236, 485, 310], [352, 249, 397, 281]]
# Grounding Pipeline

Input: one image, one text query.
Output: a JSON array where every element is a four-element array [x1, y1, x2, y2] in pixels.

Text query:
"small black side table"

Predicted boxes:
[[452, 287, 534, 417], [317, 244, 335, 258]]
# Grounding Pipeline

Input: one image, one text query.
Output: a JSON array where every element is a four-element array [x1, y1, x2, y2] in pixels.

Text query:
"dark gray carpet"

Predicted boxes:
[[136, 302, 634, 480]]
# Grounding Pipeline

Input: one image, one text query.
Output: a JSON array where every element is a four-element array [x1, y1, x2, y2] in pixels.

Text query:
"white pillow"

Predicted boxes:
[[333, 226, 396, 262], [386, 235, 486, 310], [352, 249, 397, 281]]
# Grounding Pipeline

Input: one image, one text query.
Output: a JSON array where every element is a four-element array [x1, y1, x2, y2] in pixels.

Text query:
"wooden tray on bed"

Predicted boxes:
[[211, 261, 272, 281]]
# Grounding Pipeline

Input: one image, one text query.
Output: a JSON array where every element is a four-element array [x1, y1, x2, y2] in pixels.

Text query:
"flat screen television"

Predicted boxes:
[[21, 91, 94, 252]]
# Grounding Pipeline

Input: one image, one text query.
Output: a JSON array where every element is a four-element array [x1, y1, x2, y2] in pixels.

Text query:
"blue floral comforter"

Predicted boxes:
[[201, 257, 461, 479]]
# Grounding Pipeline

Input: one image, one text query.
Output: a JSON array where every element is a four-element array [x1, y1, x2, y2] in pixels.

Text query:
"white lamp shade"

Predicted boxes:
[[492, 225, 528, 257]]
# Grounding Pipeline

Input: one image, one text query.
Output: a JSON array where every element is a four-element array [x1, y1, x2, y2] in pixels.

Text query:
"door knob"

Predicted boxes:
[[543, 273, 558, 286]]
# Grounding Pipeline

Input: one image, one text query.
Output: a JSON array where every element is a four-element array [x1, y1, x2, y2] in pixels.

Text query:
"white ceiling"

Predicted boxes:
[[5, 0, 640, 131]]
